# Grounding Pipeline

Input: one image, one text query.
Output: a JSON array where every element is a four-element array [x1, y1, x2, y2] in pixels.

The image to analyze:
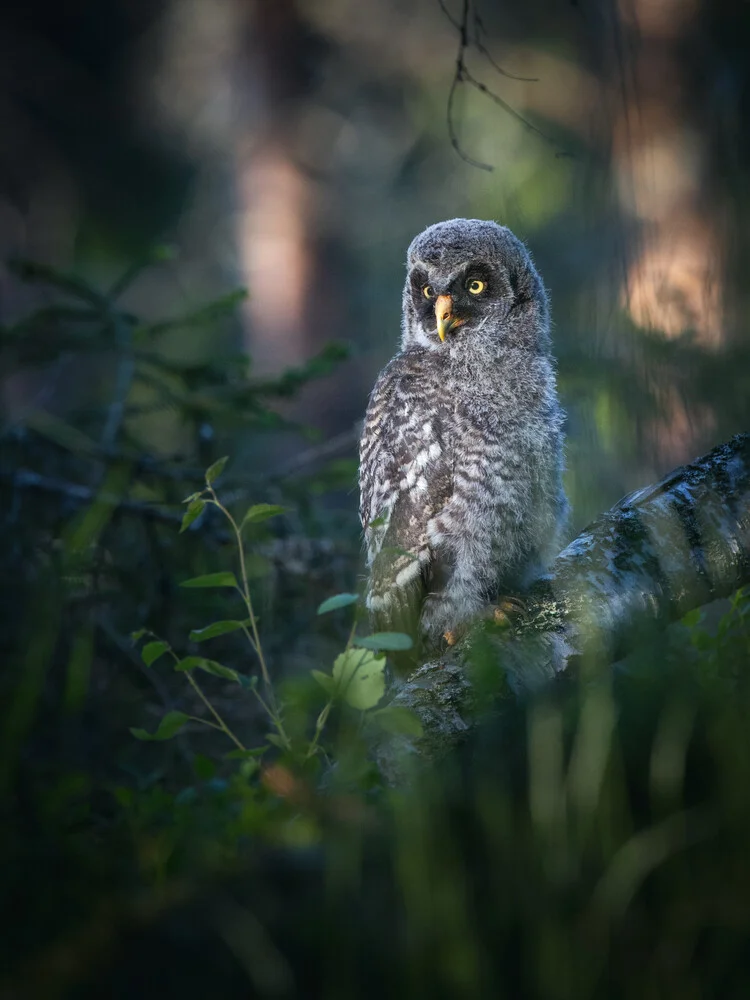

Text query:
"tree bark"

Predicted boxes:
[[375, 433, 750, 782]]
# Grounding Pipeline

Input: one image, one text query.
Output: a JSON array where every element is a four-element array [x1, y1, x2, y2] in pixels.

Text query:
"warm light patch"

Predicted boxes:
[[622, 216, 723, 345], [646, 385, 716, 469], [236, 144, 311, 372]]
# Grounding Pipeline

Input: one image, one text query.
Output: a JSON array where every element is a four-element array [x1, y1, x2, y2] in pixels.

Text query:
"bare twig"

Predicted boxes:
[[262, 422, 361, 481], [5, 468, 184, 526], [4, 418, 359, 549], [437, 0, 461, 30], [100, 318, 136, 451], [438, 0, 568, 170], [445, 0, 495, 172], [447, 70, 493, 172], [473, 10, 538, 82], [461, 65, 554, 144]]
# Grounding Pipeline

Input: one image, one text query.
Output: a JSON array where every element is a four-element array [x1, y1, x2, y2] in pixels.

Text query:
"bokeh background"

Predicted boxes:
[[4, 0, 749, 525], [2, 2, 750, 994]]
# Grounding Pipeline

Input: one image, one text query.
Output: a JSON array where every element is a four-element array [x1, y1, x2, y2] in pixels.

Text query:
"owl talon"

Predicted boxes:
[[493, 608, 511, 628], [443, 629, 458, 646], [491, 596, 526, 629]]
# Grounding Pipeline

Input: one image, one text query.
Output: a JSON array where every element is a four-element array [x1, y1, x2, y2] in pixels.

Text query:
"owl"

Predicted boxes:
[[358, 218, 568, 658]]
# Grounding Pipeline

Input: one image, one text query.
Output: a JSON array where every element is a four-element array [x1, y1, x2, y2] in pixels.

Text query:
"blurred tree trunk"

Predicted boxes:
[[233, 0, 341, 377], [609, 0, 724, 466]]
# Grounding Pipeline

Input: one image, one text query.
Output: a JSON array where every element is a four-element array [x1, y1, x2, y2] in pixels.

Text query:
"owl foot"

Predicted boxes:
[[443, 629, 458, 646], [489, 596, 526, 630]]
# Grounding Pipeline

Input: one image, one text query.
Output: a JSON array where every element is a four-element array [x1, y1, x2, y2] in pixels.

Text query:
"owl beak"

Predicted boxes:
[[435, 294, 465, 342]]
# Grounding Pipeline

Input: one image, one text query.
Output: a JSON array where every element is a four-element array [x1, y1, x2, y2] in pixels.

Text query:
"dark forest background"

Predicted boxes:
[[2, 0, 750, 997]]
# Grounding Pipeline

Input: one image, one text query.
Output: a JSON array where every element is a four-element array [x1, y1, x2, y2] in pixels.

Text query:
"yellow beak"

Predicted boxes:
[[435, 294, 465, 342]]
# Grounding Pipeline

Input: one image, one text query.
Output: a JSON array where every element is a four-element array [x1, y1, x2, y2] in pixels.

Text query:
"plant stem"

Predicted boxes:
[[305, 699, 332, 760], [344, 617, 359, 652], [209, 494, 271, 686], [239, 623, 259, 656], [187, 715, 223, 731], [206, 491, 291, 749], [185, 672, 246, 751]]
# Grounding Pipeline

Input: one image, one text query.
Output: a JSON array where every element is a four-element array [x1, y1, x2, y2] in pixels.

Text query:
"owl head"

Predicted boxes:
[[400, 218, 549, 354]]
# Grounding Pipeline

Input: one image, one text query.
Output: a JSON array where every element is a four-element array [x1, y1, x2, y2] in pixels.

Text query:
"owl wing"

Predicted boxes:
[[358, 357, 452, 648]]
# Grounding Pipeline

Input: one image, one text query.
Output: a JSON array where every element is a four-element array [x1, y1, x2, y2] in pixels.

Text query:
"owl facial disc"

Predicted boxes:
[[435, 294, 465, 342]]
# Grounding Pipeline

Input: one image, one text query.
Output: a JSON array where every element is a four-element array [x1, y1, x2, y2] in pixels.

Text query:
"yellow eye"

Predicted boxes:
[[423, 284, 435, 299], [467, 279, 485, 295]]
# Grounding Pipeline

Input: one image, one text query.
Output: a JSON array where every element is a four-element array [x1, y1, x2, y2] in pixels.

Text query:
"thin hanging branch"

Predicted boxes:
[[439, 0, 568, 170], [472, 9, 538, 82]]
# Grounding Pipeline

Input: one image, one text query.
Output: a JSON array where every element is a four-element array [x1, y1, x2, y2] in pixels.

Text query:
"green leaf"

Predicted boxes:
[[141, 640, 170, 667], [238, 758, 260, 779], [241, 504, 287, 528], [367, 511, 388, 529], [681, 608, 703, 629], [372, 705, 423, 737], [130, 711, 189, 741], [225, 747, 268, 760], [180, 498, 206, 533], [266, 733, 288, 750], [332, 649, 386, 711], [317, 593, 359, 615], [199, 661, 240, 682], [311, 669, 335, 694], [173, 656, 202, 672], [354, 632, 413, 652], [153, 711, 190, 739], [182, 491, 202, 504], [180, 572, 238, 589], [205, 456, 229, 485], [315, 702, 332, 731], [174, 657, 239, 682], [189, 620, 248, 642], [130, 629, 147, 643]]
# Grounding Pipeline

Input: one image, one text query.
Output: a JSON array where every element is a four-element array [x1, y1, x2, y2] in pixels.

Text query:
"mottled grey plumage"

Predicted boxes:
[[359, 218, 568, 655]]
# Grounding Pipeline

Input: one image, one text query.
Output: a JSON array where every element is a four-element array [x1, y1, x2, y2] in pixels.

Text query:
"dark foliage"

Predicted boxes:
[[2, 265, 750, 1000]]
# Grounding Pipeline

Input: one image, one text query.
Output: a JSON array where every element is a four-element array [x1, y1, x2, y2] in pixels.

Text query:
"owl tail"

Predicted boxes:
[[367, 546, 428, 675]]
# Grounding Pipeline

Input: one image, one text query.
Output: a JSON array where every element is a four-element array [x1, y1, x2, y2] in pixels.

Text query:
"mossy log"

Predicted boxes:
[[376, 433, 750, 781]]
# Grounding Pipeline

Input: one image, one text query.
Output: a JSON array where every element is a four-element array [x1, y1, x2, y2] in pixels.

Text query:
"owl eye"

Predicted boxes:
[[467, 279, 485, 295], [422, 284, 435, 299]]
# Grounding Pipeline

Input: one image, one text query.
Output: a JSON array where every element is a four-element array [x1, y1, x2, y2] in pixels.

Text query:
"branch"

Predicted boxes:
[[3, 424, 360, 529], [375, 433, 750, 781], [4, 468, 185, 526], [439, 0, 565, 170], [524, 432, 750, 670]]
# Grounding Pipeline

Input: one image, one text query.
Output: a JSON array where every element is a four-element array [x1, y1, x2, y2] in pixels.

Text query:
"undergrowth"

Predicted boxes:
[[2, 256, 750, 998]]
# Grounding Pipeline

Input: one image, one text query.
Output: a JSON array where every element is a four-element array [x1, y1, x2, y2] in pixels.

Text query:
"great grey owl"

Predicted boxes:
[[359, 218, 568, 657]]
